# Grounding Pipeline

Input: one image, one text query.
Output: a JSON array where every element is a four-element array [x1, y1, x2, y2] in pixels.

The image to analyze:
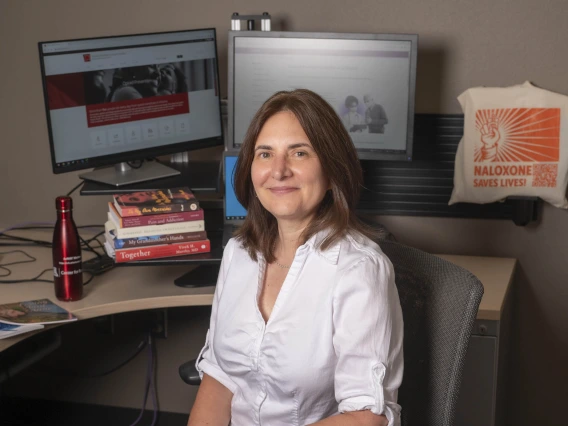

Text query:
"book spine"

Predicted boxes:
[[114, 231, 209, 248], [109, 214, 205, 238], [114, 240, 211, 263], [118, 209, 204, 228], [117, 199, 200, 217]]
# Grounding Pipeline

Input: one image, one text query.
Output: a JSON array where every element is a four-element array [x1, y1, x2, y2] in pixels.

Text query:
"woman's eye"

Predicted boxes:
[[294, 151, 307, 157], [258, 152, 270, 159]]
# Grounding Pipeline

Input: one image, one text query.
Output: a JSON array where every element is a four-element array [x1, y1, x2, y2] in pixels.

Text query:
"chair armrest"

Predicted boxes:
[[179, 359, 202, 385]]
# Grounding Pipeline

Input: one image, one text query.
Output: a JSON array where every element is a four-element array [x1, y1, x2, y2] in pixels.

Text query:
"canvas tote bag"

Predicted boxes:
[[449, 81, 568, 208]]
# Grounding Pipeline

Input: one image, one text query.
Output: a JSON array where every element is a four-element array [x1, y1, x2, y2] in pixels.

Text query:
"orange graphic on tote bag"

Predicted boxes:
[[474, 108, 560, 162]]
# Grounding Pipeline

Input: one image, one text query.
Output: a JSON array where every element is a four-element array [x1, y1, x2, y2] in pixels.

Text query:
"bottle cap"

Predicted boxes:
[[55, 196, 73, 212]]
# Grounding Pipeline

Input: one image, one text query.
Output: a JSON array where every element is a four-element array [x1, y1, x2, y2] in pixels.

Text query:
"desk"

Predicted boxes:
[[0, 237, 516, 425], [1, 251, 514, 350], [0, 262, 212, 353]]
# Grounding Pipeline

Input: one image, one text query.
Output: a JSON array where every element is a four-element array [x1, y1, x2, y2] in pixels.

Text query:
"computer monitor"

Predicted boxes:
[[228, 31, 418, 161], [39, 28, 223, 186]]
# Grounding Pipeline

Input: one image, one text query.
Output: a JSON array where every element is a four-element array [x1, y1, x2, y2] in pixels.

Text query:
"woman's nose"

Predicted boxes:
[[271, 155, 289, 180]]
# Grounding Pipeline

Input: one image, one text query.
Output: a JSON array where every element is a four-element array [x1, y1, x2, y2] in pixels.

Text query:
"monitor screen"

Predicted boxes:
[[224, 154, 247, 220], [39, 28, 223, 175], [228, 31, 417, 161]]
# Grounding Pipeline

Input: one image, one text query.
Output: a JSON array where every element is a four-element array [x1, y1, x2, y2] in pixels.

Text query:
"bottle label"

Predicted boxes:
[[55, 255, 82, 276]]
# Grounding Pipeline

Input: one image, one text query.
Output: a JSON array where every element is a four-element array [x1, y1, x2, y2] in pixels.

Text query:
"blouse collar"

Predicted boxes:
[[302, 229, 341, 265]]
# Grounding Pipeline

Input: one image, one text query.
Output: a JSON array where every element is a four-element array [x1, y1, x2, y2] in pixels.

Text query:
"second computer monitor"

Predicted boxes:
[[228, 31, 417, 161]]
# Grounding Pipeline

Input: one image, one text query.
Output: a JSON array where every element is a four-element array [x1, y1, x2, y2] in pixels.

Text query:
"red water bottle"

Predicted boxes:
[[52, 196, 83, 301]]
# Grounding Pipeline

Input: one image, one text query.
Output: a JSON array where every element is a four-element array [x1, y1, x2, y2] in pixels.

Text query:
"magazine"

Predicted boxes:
[[0, 321, 44, 340], [0, 299, 78, 325]]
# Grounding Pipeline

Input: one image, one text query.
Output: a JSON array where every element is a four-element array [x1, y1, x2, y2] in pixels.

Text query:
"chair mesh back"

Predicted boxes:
[[379, 241, 484, 426]]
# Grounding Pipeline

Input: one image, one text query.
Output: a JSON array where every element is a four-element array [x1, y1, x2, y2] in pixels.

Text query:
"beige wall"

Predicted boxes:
[[2, 0, 568, 424]]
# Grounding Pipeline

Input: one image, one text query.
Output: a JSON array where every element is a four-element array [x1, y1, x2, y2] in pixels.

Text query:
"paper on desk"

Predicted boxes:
[[0, 321, 44, 339]]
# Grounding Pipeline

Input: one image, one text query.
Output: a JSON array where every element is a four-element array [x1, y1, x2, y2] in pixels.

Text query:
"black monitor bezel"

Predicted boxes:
[[227, 30, 418, 161], [38, 28, 224, 175]]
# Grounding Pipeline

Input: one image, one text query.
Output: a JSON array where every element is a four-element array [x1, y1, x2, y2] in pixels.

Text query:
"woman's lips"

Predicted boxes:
[[268, 187, 297, 194]]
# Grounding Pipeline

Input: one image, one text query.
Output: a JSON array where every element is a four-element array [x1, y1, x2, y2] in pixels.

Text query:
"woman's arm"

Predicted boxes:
[[187, 373, 233, 426], [308, 410, 388, 426], [330, 255, 404, 425]]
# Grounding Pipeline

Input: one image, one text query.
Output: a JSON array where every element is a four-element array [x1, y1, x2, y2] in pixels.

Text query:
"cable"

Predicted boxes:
[[0, 268, 52, 284], [66, 181, 85, 197], [44, 336, 147, 378], [0, 226, 106, 256], [0, 226, 107, 284], [79, 234, 101, 258], [149, 334, 158, 426], [0, 195, 107, 283], [85, 231, 105, 250], [0, 234, 52, 247], [129, 333, 158, 426], [83, 271, 95, 286], [0, 222, 54, 235], [0, 251, 38, 278]]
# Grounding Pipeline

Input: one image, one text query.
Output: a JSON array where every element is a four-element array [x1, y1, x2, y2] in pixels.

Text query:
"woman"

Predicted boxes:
[[158, 63, 189, 95], [342, 95, 366, 133], [188, 89, 403, 426]]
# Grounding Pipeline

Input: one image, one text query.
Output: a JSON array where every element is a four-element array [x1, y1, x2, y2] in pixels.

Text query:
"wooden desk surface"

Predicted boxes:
[[436, 254, 517, 321], [0, 236, 516, 352], [0, 239, 214, 352]]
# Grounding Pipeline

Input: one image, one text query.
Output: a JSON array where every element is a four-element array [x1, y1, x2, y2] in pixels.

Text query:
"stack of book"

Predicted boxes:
[[103, 187, 211, 263]]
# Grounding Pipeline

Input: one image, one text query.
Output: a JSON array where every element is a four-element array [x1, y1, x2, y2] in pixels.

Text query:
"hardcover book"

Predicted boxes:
[[105, 216, 205, 239], [113, 188, 199, 217], [0, 299, 77, 325], [104, 239, 211, 263], [108, 202, 204, 228], [106, 230, 209, 249]]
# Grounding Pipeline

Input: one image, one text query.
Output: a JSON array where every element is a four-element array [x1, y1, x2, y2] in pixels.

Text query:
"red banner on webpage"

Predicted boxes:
[[86, 93, 190, 127]]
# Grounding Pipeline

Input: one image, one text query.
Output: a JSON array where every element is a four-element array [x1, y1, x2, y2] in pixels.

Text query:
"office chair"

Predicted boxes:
[[179, 240, 484, 426]]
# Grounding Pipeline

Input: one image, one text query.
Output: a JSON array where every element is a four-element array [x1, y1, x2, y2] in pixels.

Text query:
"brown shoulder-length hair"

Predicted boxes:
[[233, 89, 377, 263]]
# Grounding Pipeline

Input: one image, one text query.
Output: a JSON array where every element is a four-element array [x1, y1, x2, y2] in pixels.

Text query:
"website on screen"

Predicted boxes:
[[41, 34, 221, 165], [234, 37, 412, 152]]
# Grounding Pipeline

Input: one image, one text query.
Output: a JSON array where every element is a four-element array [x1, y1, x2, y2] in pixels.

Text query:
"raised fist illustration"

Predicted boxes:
[[480, 120, 500, 161]]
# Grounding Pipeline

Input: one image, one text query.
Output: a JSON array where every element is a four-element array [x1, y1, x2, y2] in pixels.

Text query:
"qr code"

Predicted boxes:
[[533, 164, 558, 187]]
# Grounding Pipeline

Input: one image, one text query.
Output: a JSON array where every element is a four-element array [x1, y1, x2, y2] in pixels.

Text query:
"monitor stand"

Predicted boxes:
[[174, 264, 220, 288], [79, 161, 180, 187]]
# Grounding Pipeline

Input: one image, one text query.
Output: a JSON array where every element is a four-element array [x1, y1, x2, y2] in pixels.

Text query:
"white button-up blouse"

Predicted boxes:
[[196, 231, 404, 426]]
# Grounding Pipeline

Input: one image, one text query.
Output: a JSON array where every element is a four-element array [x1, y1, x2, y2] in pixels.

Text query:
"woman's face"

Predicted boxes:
[[349, 102, 358, 112], [159, 64, 178, 93], [251, 111, 329, 225]]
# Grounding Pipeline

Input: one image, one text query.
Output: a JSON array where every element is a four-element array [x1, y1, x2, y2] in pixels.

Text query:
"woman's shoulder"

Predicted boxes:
[[336, 232, 391, 272], [222, 237, 250, 260]]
